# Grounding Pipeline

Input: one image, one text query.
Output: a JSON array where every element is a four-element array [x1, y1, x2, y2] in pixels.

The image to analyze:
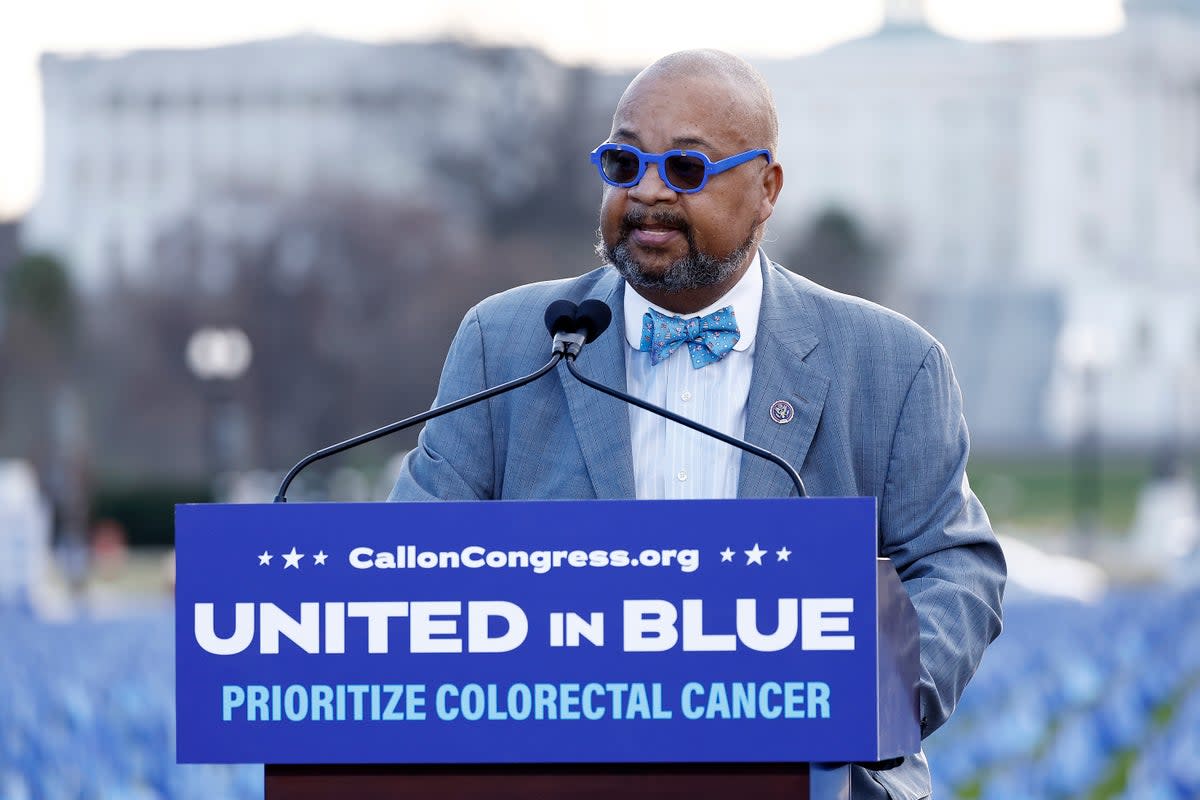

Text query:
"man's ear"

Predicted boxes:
[[758, 161, 784, 224]]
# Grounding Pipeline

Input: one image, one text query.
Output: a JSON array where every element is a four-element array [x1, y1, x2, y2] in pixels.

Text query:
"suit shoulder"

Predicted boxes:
[[471, 266, 615, 326], [770, 261, 941, 371]]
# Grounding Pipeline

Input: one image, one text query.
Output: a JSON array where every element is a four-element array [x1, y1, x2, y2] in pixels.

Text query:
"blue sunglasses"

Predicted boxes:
[[590, 143, 771, 194]]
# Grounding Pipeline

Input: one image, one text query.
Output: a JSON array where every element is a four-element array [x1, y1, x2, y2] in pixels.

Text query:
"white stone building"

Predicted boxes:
[[759, 0, 1200, 448], [20, 2, 1200, 448], [22, 36, 571, 290]]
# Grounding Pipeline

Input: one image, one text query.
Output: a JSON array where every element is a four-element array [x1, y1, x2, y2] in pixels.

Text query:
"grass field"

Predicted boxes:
[[967, 453, 1198, 534]]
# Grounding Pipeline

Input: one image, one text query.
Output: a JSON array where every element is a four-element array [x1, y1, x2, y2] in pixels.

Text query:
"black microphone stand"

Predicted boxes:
[[274, 297, 807, 501], [274, 352, 564, 502]]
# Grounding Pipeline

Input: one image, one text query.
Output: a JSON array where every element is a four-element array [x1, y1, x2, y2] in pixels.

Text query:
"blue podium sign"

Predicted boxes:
[[175, 498, 918, 764]]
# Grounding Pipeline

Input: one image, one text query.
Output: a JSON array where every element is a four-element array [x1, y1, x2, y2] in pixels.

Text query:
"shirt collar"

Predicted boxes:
[[623, 250, 762, 352]]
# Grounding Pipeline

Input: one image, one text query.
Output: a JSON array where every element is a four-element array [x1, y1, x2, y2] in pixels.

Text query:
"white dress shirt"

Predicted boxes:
[[623, 252, 762, 500]]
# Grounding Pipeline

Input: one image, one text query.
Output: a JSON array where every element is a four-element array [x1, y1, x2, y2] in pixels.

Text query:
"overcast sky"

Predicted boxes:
[[0, 0, 1124, 221]]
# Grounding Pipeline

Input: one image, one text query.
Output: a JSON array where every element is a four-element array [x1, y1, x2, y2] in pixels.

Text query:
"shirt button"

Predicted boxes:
[[681, 390, 692, 402], [677, 469, 688, 482]]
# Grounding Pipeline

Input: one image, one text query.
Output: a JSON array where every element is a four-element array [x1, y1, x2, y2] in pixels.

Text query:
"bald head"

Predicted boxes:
[[617, 49, 779, 155]]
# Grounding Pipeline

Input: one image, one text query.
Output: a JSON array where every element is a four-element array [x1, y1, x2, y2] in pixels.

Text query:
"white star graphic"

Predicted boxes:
[[720, 547, 735, 563], [744, 543, 766, 566], [312, 551, 328, 566], [282, 547, 304, 569], [257, 550, 273, 566], [776, 546, 793, 562]]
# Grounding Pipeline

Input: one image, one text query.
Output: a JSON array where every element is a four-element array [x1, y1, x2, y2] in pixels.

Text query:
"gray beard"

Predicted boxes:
[[596, 227, 756, 294]]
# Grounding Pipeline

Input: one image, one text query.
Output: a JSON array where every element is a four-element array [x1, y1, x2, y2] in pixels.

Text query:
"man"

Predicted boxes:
[[392, 49, 1005, 799]]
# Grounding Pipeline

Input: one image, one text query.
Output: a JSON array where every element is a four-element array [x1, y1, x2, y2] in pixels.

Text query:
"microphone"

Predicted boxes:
[[561, 300, 807, 497], [548, 298, 612, 358], [274, 301, 579, 502], [546, 299, 587, 358], [575, 299, 613, 343], [544, 299, 578, 336]]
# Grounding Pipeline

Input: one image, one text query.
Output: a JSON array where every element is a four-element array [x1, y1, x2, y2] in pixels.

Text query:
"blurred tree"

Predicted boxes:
[[0, 253, 91, 555], [780, 207, 891, 304], [3, 252, 77, 347], [464, 67, 610, 246], [82, 184, 585, 485], [0, 253, 79, 445]]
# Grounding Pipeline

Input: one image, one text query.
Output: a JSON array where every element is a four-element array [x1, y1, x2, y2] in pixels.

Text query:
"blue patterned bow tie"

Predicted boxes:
[[639, 306, 741, 368]]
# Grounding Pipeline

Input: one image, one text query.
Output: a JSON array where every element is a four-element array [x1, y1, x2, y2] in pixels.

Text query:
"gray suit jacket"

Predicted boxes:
[[391, 255, 1006, 799]]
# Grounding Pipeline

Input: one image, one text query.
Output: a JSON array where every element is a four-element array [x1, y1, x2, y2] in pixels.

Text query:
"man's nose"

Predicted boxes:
[[626, 164, 678, 204]]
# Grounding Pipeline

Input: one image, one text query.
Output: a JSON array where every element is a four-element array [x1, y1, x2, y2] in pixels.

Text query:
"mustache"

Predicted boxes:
[[619, 209, 689, 236]]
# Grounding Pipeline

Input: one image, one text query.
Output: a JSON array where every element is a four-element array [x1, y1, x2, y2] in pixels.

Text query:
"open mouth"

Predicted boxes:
[[624, 214, 687, 248], [631, 227, 683, 247]]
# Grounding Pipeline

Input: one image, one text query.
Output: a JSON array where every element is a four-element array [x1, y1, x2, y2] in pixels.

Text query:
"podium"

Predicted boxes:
[[176, 498, 920, 799]]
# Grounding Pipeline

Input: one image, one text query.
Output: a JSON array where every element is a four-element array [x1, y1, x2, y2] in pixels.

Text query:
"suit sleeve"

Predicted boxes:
[[389, 307, 496, 501], [878, 342, 1006, 739]]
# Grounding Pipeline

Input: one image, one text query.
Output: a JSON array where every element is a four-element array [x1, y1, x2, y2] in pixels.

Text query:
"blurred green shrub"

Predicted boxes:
[[91, 482, 213, 548]]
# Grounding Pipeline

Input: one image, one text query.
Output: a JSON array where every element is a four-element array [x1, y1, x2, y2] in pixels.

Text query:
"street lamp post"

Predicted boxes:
[[1073, 362, 1101, 551], [185, 327, 253, 484], [1058, 324, 1114, 554]]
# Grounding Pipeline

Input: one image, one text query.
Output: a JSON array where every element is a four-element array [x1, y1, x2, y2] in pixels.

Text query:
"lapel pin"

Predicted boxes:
[[770, 400, 794, 424]]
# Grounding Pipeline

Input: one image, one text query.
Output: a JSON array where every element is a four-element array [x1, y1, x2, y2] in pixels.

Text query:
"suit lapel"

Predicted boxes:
[[738, 257, 829, 498], [558, 274, 637, 498]]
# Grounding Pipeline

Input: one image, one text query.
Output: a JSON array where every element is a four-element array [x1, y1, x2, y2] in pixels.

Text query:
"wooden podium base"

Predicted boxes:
[[265, 762, 851, 799]]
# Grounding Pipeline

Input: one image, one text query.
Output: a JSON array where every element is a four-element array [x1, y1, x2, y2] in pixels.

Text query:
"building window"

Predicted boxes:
[[1079, 216, 1104, 257], [110, 156, 126, 194], [938, 99, 967, 134], [73, 157, 91, 188], [991, 234, 1014, 271], [147, 157, 163, 191], [1078, 87, 1102, 116], [1079, 144, 1101, 184], [1134, 317, 1153, 358]]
